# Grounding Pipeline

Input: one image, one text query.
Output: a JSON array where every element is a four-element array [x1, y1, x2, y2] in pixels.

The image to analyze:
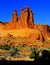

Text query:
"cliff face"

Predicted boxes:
[[9, 10, 18, 29], [49, 26, 50, 32], [0, 6, 50, 40], [9, 6, 34, 29], [34, 24, 49, 35]]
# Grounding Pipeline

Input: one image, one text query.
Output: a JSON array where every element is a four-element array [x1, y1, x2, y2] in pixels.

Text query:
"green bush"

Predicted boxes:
[[41, 50, 50, 59], [29, 47, 40, 59], [29, 51, 35, 59], [3, 44, 11, 50], [9, 46, 18, 56], [0, 44, 11, 50]]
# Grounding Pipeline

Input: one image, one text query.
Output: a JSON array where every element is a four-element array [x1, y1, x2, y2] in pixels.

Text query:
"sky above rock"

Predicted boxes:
[[0, 0, 50, 26]]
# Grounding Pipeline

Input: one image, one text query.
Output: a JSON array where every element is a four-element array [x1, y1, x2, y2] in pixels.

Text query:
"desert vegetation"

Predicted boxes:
[[0, 34, 50, 61], [0, 6, 50, 61]]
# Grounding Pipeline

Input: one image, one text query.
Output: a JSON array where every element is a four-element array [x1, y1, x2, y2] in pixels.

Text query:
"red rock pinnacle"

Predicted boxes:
[[9, 10, 18, 29]]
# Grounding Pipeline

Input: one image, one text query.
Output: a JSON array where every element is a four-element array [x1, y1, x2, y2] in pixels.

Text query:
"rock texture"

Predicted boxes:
[[9, 10, 18, 29], [0, 6, 50, 41], [9, 6, 34, 29], [34, 24, 49, 36]]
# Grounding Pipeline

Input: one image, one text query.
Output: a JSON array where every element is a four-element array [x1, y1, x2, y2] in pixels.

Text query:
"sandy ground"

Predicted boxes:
[[6, 56, 34, 61], [0, 49, 34, 61]]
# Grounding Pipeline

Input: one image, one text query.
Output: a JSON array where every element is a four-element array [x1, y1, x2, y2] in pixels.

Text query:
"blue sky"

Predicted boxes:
[[0, 0, 50, 26]]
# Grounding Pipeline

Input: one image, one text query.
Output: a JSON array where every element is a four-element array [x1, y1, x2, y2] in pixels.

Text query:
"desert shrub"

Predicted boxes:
[[41, 50, 50, 60], [29, 47, 41, 59], [3, 44, 11, 50], [29, 51, 35, 59], [0, 44, 11, 50], [9, 46, 18, 56], [0, 45, 3, 49], [35, 50, 50, 60]]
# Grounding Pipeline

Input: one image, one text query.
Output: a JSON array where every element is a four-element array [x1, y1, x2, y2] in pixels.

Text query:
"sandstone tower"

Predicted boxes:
[[0, 6, 50, 38], [9, 10, 18, 29], [9, 6, 34, 29]]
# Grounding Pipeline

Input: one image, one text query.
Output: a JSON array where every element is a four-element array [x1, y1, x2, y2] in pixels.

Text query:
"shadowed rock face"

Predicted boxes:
[[49, 26, 50, 32]]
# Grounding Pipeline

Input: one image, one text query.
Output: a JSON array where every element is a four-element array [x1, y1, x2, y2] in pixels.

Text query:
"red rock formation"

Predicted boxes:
[[9, 10, 18, 29], [9, 6, 34, 29], [28, 9, 34, 28], [29, 31, 44, 41], [18, 6, 34, 28], [0, 6, 50, 41], [20, 8, 28, 28], [34, 24, 49, 37], [49, 26, 50, 32]]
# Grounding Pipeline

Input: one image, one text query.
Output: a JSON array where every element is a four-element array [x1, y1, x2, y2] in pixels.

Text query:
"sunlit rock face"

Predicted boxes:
[[0, 22, 10, 30], [19, 6, 34, 28], [0, 6, 50, 41], [0, 6, 34, 30], [34, 24, 49, 35], [9, 6, 34, 29], [9, 10, 18, 29]]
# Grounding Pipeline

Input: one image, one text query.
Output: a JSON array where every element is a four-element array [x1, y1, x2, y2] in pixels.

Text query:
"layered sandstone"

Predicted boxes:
[[0, 6, 50, 41], [34, 24, 49, 36], [9, 6, 34, 29], [9, 10, 18, 29]]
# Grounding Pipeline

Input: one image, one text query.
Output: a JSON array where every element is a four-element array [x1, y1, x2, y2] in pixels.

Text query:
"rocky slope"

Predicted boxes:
[[0, 6, 50, 41], [0, 7, 50, 61]]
